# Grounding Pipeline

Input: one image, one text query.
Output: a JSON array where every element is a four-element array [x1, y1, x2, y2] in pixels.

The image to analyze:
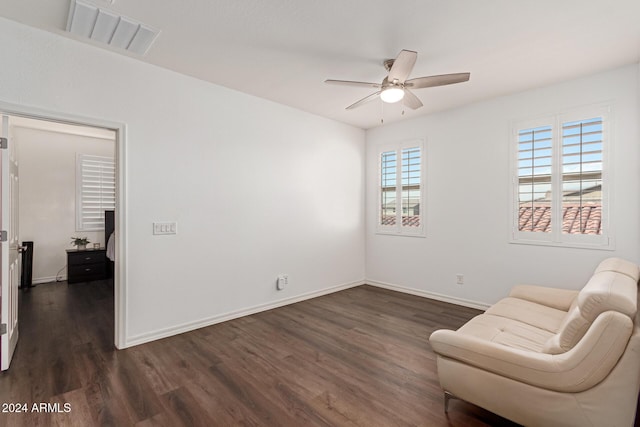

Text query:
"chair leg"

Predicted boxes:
[[444, 391, 456, 413]]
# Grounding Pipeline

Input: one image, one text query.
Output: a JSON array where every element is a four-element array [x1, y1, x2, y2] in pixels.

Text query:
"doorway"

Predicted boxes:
[[0, 105, 126, 370]]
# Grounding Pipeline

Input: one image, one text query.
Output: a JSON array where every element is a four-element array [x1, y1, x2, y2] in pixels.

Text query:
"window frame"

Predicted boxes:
[[509, 104, 613, 250], [376, 138, 426, 237], [76, 153, 116, 232]]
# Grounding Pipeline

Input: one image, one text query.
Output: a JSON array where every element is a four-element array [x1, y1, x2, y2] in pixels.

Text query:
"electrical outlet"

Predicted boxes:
[[456, 274, 464, 285], [277, 274, 288, 290]]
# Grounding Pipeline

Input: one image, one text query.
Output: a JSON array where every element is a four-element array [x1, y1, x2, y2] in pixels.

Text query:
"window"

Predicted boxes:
[[512, 106, 610, 248], [76, 154, 115, 231], [378, 139, 424, 236]]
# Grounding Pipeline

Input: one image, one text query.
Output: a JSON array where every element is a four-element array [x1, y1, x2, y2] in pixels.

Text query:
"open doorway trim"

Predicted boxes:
[[0, 99, 127, 349]]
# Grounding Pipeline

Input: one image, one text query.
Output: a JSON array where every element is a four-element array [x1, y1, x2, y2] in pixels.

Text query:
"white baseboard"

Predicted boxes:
[[366, 279, 491, 311], [32, 276, 63, 285], [124, 279, 365, 348]]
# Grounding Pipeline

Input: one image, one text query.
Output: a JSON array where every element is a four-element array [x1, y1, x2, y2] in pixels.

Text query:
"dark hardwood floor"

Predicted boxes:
[[0, 281, 522, 426]]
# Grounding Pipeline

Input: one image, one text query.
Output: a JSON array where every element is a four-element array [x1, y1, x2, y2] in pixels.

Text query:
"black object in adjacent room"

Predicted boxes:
[[20, 241, 34, 289]]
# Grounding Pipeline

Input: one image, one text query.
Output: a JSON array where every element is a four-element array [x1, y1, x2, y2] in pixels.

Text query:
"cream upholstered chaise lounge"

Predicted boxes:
[[429, 257, 640, 426]]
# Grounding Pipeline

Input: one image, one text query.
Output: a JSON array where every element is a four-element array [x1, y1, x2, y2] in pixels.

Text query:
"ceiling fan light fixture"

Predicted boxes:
[[380, 87, 405, 103]]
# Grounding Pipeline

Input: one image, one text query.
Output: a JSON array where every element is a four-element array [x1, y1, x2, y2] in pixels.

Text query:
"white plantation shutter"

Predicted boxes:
[[76, 154, 115, 231], [517, 125, 553, 232], [512, 105, 609, 248], [561, 118, 603, 235], [401, 147, 421, 227], [380, 150, 397, 226]]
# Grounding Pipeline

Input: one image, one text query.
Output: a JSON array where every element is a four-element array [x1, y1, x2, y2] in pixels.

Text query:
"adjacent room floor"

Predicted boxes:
[[1, 281, 523, 426]]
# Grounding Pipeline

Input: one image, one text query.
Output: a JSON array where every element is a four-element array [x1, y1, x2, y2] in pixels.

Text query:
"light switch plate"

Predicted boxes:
[[153, 222, 177, 235]]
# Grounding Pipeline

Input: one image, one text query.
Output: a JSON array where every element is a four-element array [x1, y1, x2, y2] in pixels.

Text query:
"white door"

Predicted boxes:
[[1, 114, 19, 371]]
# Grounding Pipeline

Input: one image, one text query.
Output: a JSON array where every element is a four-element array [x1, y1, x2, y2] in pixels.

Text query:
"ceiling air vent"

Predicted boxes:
[[66, 0, 159, 55]]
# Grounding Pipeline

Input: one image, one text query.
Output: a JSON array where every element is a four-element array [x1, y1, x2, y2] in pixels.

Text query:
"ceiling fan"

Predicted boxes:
[[325, 49, 470, 110]]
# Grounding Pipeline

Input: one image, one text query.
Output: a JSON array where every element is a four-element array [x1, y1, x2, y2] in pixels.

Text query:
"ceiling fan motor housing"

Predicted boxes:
[[383, 58, 395, 71]]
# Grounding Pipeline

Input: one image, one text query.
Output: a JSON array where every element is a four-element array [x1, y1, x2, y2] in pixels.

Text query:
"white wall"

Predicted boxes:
[[366, 65, 640, 307], [16, 126, 115, 283], [0, 17, 365, 345]]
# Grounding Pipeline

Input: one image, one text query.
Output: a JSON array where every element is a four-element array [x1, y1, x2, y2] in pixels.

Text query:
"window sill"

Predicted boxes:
[[375, 230, 426, 238], [509, 238, 614, 251]]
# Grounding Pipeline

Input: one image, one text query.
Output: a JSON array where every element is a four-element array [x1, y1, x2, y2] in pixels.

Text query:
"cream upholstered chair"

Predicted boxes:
[[429, 257, 640, 427]]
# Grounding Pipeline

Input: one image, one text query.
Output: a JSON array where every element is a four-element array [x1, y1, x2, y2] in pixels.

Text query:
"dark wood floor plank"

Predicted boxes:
[[185, 367, 269, 426], [209, 361, 297, 425], [158, 386, 217, 427], [104, 352, 164, 423], [247, 310, 439, 425], [0, 280, 539, 426], [263, 304, 433, 405], [126, 343, 188, 396], [203, 329, 337, 426], [50, 388, 93, 427]]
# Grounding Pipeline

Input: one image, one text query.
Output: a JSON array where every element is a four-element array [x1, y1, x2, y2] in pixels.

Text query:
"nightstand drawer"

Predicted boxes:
[[68, 262, 106, 277], [67, 251, 106, 265]]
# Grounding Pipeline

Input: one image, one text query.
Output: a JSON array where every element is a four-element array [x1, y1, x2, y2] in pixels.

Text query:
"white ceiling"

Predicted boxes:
[[2, 0, 639, 129]]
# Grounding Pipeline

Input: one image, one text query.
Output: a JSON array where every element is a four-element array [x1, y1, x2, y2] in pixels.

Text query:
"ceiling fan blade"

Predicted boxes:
[[405, 72, 470, 89], [403, 89, 423, 110], [346, 91, 381, 110], [388, 50, 417, 84], [325, 79, 381, 89]]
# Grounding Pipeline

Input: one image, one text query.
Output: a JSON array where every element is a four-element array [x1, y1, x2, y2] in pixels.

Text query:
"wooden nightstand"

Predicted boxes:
[[66, 248, 107, 284]]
